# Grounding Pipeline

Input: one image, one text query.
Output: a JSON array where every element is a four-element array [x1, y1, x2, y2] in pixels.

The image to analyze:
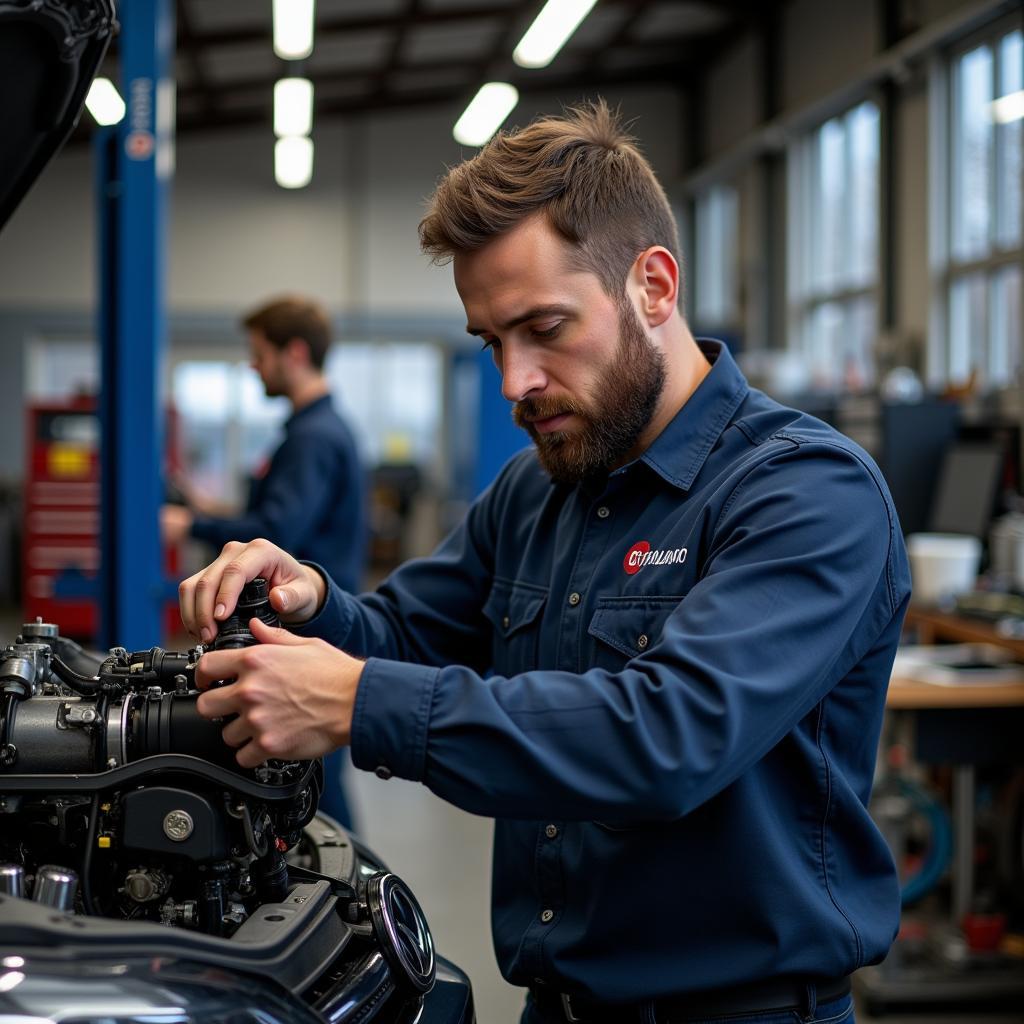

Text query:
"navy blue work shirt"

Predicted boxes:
[[296, 341, 911, 1002], [192, 394, 366, 593]]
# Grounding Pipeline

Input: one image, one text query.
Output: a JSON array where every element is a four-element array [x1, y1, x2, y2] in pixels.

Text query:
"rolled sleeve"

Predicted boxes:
[[350, 658, 440, 782]]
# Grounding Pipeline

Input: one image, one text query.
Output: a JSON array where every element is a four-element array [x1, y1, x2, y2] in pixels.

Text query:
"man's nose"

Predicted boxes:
[[499, 345, 546, 403]]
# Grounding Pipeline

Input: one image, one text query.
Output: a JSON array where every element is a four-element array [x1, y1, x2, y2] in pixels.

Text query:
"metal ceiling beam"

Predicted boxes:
[[177, 34, 713, 104], [377, 0, 421, 99], [180, 4, 522, 50], [176, 0, 215, 118], [172, 61, 690, 135]]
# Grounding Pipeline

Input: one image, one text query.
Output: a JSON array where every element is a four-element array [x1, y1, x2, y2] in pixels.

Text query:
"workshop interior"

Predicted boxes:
[[0, 0, 1023, 1021]]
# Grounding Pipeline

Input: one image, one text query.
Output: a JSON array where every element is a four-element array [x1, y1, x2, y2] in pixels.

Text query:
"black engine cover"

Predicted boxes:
[[122, 786, 230, 861]]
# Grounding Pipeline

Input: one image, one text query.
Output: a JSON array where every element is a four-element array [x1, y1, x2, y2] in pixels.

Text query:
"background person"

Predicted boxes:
[[162, 295, 366, 830], [178, 103, 910, 1024]]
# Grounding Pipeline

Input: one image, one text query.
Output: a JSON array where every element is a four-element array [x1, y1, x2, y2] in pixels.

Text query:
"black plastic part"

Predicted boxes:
[[213, 578, 280, 651], [122, 787, 230, 862], [0, 753, 317, 801], [0, 0, 116, 228], [129, 693, 242, 772], [7, 696, 96, 773]]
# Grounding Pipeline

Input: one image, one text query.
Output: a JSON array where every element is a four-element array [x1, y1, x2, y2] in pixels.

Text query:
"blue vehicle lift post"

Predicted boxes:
[[95, 0, 174, 649]]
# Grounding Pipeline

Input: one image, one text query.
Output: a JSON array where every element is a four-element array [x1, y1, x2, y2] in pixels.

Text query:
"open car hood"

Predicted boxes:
[[0, 0, 116, 229]]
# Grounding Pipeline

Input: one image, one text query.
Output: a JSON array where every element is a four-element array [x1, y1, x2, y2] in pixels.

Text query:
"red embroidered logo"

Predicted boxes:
[[623, 540, 687, 575], [623, 541, 650, 574]]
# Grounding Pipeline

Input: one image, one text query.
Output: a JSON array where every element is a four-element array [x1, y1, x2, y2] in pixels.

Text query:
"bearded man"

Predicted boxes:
[[178, 102, 910, 1024]]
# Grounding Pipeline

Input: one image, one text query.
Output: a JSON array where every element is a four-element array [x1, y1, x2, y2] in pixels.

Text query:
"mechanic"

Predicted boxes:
[[161, 295, 366, 830], [179, 102, 911, 1024]]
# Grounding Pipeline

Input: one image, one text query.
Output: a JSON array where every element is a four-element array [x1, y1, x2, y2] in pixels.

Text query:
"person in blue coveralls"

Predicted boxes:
[[161, 296, 366, 830], [176, 103, 911, 1024]]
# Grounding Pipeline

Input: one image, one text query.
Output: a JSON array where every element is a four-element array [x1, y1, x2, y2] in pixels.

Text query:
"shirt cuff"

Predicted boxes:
[[350, 657, 439, 783], [189, 515, 221, 544], [289, 562, 354, 644]]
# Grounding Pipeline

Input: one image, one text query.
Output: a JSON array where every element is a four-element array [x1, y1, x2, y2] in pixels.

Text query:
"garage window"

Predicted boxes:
[[787, 100, 881, 392], [930, 18, 1023, 390]]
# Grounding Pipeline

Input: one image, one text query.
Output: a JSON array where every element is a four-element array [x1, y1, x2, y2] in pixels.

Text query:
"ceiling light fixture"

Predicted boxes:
[[453, 82, 519, 147], [513, 0, 599, 69], [992, 89, 1024, 124], [275, 135, 314, 188], [274, 77, 313, 137], [84, 77, 126, 126], [273, 0, 315, 60]]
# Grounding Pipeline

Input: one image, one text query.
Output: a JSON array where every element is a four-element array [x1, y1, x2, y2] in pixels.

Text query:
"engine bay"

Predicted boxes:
[[0, 581, 442, 1018]]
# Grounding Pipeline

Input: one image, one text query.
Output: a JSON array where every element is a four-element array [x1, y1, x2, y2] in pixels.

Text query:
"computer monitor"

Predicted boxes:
[[928, 441, 1007, 540]]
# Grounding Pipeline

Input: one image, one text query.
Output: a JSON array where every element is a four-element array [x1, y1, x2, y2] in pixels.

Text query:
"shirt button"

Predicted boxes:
[[568, 592, 581, 606], [637, 634, 649, 650], [545, 824, 558, 839], [540, 909, 555, 923], [501, 615, 510, 629], [597, 506, 610, 519], [374, 765, 393, 780]]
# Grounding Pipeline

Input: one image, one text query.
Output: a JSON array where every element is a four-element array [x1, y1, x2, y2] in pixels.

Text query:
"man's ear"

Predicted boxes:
[[285, 336, 312, 367], [632, 246, 679, 329]]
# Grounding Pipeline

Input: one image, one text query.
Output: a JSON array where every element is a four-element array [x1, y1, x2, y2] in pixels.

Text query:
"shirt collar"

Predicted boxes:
[[286, 392, 331, 429], [631, 338, 749, 492]]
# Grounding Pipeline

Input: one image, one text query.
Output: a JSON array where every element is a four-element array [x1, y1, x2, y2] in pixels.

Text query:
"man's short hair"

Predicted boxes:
[[241, 296, 331, 370], [419, 99, 681, 298]]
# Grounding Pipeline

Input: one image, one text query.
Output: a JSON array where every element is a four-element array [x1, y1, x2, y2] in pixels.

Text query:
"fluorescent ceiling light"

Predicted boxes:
[[991, 89, 1024, 124], [85, 77, 125, 126], [513, 0, 598, 69], [274, 77, 313, 137], [453, 82, 519, 147], [275, 135, 314, 189], [273, 0, 315, 60]]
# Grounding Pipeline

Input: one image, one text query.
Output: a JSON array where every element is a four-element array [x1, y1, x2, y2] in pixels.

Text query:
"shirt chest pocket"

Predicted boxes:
[[482, 580, 548, 677], [586, 595, 684, 673]]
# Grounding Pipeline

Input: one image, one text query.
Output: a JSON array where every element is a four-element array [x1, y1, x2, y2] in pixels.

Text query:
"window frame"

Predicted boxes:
[[786, 96, 883, 393], [928, 11, 1024, 391]]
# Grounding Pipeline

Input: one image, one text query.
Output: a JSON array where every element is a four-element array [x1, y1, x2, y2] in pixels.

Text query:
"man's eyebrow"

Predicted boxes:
[[466, 304, 575, 336]]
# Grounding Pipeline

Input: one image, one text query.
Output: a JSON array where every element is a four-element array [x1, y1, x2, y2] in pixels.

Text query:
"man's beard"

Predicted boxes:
[[512, 300, 666, 485]]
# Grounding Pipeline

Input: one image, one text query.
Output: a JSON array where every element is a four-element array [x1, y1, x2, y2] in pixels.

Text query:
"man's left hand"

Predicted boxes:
[[195, 617, 364, 768], [161, 504, 194, 545]]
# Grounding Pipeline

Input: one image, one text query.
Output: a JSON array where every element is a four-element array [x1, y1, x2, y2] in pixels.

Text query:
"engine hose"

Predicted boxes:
[[898, 777, 954, 907], [80, 791, 100, 915], [49, 655, 102, 696], [242, 802, 269, 857]]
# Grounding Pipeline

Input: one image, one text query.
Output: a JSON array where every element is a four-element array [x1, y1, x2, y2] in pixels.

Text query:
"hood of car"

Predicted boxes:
[[0, 0, 116, 229]]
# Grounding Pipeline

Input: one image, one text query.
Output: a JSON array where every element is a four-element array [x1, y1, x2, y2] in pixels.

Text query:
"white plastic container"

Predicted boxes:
[[906, 533, 982, 605]]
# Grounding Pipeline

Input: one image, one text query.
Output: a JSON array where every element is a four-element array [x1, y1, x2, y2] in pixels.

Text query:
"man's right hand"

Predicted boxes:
[[178, 538, 327, 644]]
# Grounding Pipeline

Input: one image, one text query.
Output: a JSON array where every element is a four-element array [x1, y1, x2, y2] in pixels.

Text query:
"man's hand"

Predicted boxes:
[[178, 538, 327, 644], [195, 617, 362, 768], [160, 504, 194, 545]]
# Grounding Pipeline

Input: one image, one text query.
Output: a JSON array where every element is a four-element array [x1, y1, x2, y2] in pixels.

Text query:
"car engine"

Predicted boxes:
[[0, 580, 468, 1023], [0, 579, 330, 935]]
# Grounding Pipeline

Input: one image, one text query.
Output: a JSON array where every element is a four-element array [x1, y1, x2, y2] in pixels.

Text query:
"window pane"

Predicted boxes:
[[847, 103, 880, 288], [325, 341, 442, 468], [845, 295, 877, 390], [952, 44, 994, 261], [806, 301, 844, 390], [996, 30, 1023, 249], [814, 117, 847, 293], [27, 340, 99, 400], [990, 263, 1022, 387], [173, 362, 233, 502], [948, 272, 988, 384], [695, 184, 738, 326]]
